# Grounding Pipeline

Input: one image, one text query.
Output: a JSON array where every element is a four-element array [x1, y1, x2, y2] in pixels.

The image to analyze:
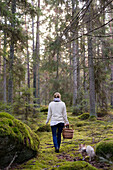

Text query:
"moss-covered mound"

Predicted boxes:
[[0, 112, 40, 169], [96, 138, 113, 160], [78, 113, 89, 120], [55, 161, 98, 170], [36, 124, 51, 132]]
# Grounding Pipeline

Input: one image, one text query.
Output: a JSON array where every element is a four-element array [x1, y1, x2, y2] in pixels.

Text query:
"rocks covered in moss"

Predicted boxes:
[[96, 138, 113, 160], [56, 161, 98, 170], [36, 124, 51, 132], [78, 113, 89, 120], [0, 112, 40, 169]]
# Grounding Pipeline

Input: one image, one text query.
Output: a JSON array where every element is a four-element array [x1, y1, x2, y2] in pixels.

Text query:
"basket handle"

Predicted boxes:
[[64, 124, 69, 128], [65, 125, 69, 128], [64, 125, 74, 129]]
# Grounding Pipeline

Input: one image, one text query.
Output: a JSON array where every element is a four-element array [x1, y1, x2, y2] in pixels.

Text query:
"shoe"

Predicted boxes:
[[55, 148, 59, 153]]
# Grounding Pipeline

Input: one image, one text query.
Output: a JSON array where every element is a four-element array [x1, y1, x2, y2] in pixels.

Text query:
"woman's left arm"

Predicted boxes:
[[46, 103, 52, 124]]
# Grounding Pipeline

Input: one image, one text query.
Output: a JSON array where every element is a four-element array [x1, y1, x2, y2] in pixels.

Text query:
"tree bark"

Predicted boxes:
[[72, 0, 78, 106], [110, 12, 113, 107], [25, 15, 30, 90], [8, 0, 16, 104], [87, 3, 96, 117], [111, 65, 113, 107], [82, 27, 88, 112], [25, 15, 30, 119], [36, 0, 40, 107], [32, 1, 37, 109], [0, 39, 1, 76], [72, 40, 77, 106], [3, 23, 7, 104], [101, 0, 107, 110]]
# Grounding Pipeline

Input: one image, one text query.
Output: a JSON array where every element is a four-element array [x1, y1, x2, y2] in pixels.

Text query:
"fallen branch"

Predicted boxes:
[[5, 152, 17, 170]]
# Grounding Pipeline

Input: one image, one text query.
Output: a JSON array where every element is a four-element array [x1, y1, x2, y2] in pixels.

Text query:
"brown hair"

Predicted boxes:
[[54, 92, 61, 99]]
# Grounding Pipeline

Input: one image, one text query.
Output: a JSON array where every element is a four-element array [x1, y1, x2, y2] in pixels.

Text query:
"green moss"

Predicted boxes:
[[12, 109, 113, 170], [75, 121, 89, 127], [55, 161, 98, 170], [89, 116, 97, 121], [17, 159, 47, 170], [96, 138, 113, 160], [12, 127, 19, 134], [8, 119, 13, 126], [0, 112, 40, 152], [36, 124, 51, 132], [0, 112, 14, 119], [78, 113, 89, 120], [104, 125, 113, 129], [68, 116, 77, 121]]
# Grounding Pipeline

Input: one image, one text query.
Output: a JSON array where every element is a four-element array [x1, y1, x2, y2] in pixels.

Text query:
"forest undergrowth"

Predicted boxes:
[[13, 109, 113, 170]]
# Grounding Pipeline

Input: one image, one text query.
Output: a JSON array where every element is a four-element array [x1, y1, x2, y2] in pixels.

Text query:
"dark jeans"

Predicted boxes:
[[51, 123, 64, 149]]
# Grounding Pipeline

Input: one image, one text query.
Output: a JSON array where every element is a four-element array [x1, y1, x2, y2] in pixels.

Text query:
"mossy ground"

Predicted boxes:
[[13, 109, 113, 170]]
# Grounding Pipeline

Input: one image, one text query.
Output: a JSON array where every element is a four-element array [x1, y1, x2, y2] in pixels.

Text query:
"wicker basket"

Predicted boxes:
[[62, 127, 74, 139]]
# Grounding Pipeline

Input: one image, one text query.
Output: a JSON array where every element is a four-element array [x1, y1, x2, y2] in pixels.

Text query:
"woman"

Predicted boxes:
[[46, 92, 69, 153]]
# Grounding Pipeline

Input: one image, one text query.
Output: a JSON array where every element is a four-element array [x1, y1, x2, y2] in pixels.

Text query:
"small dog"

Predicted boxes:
[[79, 144, 95, 161]]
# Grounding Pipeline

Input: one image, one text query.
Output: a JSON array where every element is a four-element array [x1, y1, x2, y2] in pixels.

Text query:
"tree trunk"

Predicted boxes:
[[56, 42, 59, 80], [3, 23, 7, 104], [0, 39, 1, 76], [36, 0, 40, 107], [101, 0, 107, 110], [87, 3, 96, 117], [72, 40, 77, 106], [77, 37, 80, 91], [110, 12, 113, 107], [8, 0, 16, 104], [82, 28, 88, 112], [32, 0, 37, 110], [3, 0, 7, 105], [72, 0, 78, 106], [111, 65, 113, 107], [25, 15, 30, 119], [25, 15, 30, 90]]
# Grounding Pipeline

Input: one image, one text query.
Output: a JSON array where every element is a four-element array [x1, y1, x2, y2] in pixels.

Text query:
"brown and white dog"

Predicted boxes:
[[79, 144, 95, 161]]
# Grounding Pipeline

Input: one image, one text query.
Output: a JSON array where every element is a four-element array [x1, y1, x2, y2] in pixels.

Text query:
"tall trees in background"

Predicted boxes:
[[8, 0, 16, 104], [0, 0, 37, 112], [0, 0, 113, 117]]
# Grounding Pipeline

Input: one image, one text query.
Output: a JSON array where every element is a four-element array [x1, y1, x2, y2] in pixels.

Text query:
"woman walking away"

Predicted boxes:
[[46, 92, 69, 153]]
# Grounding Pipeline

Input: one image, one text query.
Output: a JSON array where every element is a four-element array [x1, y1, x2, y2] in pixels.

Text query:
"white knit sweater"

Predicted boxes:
[[46, 101, 69, 126]]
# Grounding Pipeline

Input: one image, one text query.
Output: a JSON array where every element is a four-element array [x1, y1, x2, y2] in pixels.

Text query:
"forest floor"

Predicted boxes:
[[12, 108, 113, 170]]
